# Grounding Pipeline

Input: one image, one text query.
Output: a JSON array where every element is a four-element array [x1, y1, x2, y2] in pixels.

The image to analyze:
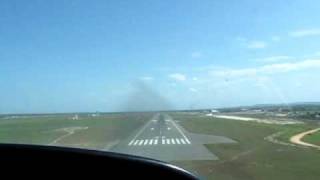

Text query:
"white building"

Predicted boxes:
[[71, 114, 79, 120]]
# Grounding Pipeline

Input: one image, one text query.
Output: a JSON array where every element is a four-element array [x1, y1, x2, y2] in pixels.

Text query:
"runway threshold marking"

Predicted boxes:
[[133, 140, 139, 145], [144, 140, 149, 145], [149, 139, 153, 145], [169, 119, 191, 144], [129, 118, 154, 145], [127, 114, 192, 146], [166, 139, 171, 144], [129, 138, 191, 146], [138, 140, 144, 146]]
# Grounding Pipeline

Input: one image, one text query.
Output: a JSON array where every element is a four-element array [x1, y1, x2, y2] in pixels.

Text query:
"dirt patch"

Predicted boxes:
[[211, 115, 302, 125], [49, 126, 88, 145], [290, 128, 320, 149], [264, 131, 296, 147]]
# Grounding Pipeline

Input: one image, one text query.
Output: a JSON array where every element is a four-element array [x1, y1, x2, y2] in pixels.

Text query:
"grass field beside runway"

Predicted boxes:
[[171, 113, 320, 180], [303, 131, 320, 146], [1, 112, 320, 180], [0, 113, 150, 149]]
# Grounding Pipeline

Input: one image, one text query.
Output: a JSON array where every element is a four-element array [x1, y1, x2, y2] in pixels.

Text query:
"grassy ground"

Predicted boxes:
[[2, 112, 320, 179], [171, 113, 320, 180], [303, 131, 320, 146], [0, 113, 150, 149]]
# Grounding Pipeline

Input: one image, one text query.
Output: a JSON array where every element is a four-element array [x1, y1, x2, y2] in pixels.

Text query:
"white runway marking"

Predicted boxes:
[[129, 138, 191, 146], [144, 140, 149, 145], [127, 113, 192, 146], [134, 140, 139, 145], [128, 140, 134, 146], [130, 119, 154, 143], [138, 140, 144, 146], [169, 119, 191, 144], [149, 139, 153, 145]]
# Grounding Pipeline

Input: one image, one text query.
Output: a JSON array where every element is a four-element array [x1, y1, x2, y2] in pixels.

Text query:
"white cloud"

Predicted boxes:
[[254, 76, 271, 88], [313, 51, 320, 56], [169, 83, 177, 87], [192, 77, 198, 81], [237, 37, 267, 49], [189, 88, 198, 92], [236, 37, 247, 42], [271, 36, 280, 42], [261, 60, 320, 73], [213, 68, 257, 77], [168, 73, 186, 81], [256, 56, 292, 63], [140, 76, 154, 81], [246, 41, 267, 49], [295, 81, 303, 87], [212, 59, 320, 77], [191, 51, 203, 58], [289, 28, 320, 37]]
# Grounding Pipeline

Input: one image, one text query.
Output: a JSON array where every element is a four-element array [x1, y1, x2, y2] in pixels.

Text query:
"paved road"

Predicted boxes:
[[110, 113, 236, 161]]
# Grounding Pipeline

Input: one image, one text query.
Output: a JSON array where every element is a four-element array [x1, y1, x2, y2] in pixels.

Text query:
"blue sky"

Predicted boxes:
[[1, 0, 320, 113]]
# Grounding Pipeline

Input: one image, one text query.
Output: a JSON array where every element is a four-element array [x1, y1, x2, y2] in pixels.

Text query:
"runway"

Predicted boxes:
[[110, 113, 236, 161]]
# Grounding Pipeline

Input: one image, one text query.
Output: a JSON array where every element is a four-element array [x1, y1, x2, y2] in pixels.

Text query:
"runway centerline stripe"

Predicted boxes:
[[176, 139, 180, 144]]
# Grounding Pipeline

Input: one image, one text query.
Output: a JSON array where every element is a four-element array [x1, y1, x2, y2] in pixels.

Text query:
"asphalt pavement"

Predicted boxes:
[[110, 113, 236, 161]]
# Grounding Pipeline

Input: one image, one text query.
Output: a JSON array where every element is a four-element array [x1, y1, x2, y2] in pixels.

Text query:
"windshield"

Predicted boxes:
[[1, 0, 320, 179]]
